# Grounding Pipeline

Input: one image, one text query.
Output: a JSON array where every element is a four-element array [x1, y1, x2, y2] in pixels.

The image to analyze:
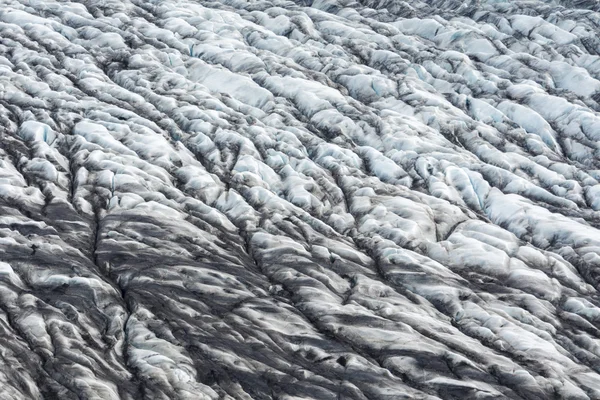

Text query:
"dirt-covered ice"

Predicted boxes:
[[1, 0, 600, 398]]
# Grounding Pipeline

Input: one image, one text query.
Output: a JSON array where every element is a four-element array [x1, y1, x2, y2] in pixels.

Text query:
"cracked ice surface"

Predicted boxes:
[[2, 0, 600, 398]]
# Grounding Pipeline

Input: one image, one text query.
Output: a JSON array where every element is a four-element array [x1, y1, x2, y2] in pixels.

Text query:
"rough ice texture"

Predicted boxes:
[[1, 0, 600, 399]]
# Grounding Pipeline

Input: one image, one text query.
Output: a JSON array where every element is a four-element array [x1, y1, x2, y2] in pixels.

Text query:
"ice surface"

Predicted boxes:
[[2, 0, 600, 398]]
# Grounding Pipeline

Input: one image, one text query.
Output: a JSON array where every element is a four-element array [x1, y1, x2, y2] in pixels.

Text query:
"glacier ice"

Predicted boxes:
[[2, 0, 600, 398]]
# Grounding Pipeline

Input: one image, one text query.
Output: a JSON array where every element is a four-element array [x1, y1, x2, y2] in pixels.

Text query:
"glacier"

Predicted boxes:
[[1, 0, 600, 398]]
